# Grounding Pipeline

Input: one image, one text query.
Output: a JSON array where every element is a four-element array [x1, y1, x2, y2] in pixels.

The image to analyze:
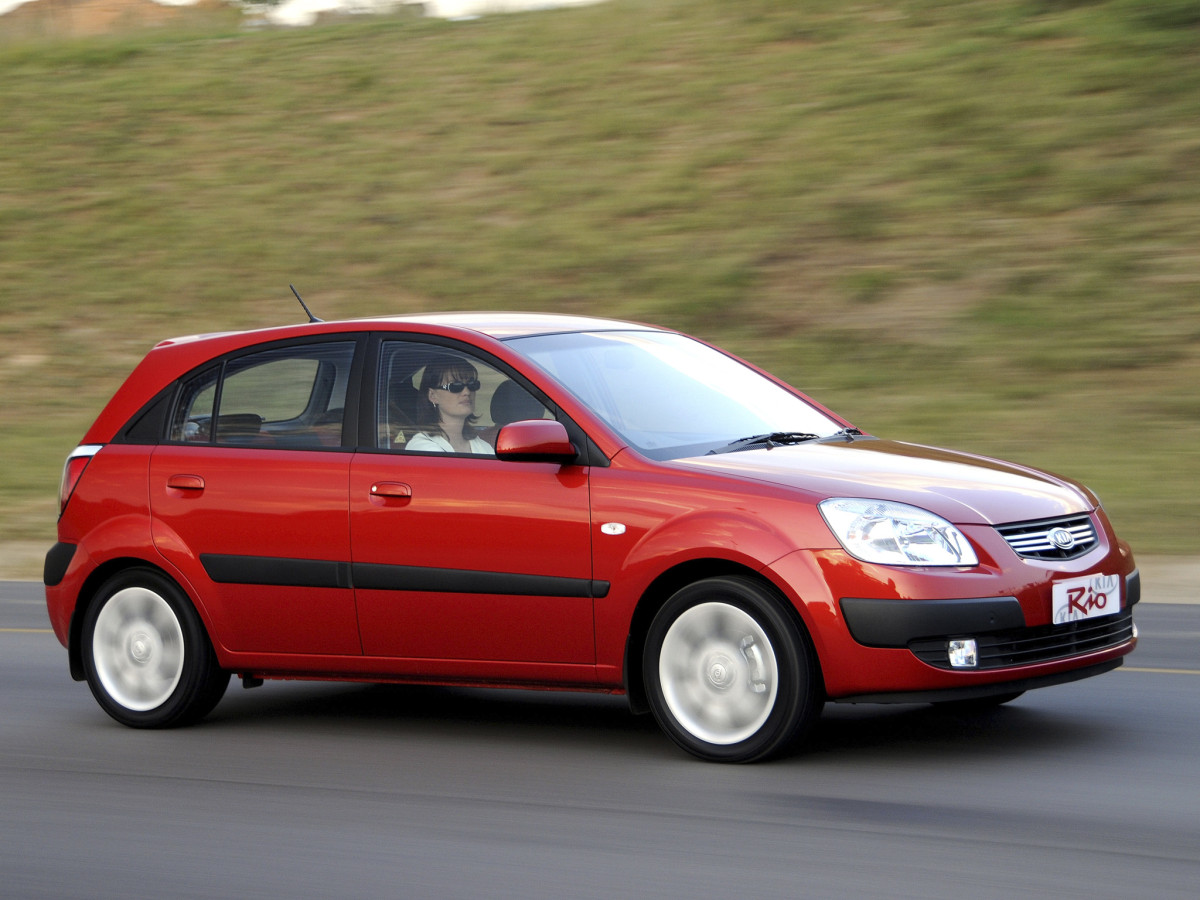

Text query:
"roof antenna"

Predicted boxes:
[[290, 284, 323, 323]]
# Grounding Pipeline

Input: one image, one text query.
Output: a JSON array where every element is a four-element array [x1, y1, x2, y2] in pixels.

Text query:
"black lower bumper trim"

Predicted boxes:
[[43, 542, 77, 587], [840, 595, 1026, 648], [911, 607, 1135, 670], [832, 658, 1124, 705]]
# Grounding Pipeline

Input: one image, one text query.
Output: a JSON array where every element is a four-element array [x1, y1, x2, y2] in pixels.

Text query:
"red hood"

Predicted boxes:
[[675, 439, 1095, 526]]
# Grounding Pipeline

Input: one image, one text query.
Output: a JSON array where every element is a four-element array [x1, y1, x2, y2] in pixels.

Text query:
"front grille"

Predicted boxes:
[[910, 608, 1134, 670], [996, 514, 1098, 560]]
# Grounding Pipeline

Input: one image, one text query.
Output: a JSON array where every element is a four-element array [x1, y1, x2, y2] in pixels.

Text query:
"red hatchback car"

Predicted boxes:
[[45, 312, 1138, 761]]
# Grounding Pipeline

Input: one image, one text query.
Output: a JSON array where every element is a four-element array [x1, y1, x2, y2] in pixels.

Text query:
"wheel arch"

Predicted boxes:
[[67, 557, 193, 681], [622, 559, 824, 715]]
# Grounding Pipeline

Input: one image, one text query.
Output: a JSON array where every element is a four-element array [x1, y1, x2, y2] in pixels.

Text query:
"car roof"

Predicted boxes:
[[158, 311, 661, 350], [359, 312, 662, 340]]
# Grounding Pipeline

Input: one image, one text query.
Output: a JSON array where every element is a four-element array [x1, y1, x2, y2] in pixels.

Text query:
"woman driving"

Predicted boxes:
[[405, 355, 494, 455]]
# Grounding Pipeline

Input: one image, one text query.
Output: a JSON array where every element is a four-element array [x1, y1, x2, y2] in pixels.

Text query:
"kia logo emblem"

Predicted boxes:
[[1050, 528, 1076, 550]]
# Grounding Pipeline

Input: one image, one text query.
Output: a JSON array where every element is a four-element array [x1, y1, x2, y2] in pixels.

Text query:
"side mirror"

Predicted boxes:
[[495, 420, 577, 463]]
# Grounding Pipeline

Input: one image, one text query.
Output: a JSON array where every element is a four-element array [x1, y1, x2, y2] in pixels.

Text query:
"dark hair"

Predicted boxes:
[[416, 354, 482, 435]]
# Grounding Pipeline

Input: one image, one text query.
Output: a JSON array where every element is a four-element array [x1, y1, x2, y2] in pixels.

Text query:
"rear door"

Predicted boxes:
[[150, 337, 363, 656]]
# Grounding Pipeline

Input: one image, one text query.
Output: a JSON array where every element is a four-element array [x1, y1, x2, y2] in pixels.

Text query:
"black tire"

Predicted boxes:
[[81, 567, 229, 728], [643, 576, 822, 763]]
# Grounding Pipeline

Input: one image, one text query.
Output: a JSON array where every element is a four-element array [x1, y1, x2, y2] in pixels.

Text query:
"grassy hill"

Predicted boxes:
[[1, 0, 1198, 573]]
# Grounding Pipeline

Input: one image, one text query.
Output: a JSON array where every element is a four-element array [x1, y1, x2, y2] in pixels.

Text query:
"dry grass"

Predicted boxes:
[[1, 0, 1198, 573]]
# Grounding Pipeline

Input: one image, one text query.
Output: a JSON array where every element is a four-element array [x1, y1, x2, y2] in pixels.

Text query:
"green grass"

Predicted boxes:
[[1, 0, 1198, 568]]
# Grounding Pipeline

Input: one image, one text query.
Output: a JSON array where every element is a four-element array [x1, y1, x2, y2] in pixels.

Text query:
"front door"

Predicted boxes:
[[348, 339, 595, 678]]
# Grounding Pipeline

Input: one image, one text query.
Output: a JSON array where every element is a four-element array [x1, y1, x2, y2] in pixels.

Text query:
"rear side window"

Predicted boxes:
[[169, 342, 356, 449]]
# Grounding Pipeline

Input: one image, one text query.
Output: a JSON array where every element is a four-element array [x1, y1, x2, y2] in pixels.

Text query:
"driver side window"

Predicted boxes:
[[377, 342, 549, 454]]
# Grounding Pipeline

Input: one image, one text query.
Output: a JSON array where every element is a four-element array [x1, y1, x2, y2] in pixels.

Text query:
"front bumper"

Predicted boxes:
[[840, 569, 1139, 670], [762, 543, 1139, 700]]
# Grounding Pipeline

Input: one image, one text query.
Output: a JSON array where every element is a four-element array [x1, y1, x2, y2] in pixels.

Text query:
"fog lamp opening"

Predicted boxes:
[[948, 639, 978, 669]]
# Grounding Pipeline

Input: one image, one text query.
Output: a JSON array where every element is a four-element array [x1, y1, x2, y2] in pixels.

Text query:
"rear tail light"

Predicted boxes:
[[59, 445, 103, 515]]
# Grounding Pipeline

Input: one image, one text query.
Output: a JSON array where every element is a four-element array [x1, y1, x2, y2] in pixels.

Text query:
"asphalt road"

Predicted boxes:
[[3, 581, 1198, 900]]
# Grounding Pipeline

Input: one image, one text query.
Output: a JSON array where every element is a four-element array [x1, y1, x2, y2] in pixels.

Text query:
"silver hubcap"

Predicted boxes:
[[658, 602, 779, 745], [92, 587, 185, 712]]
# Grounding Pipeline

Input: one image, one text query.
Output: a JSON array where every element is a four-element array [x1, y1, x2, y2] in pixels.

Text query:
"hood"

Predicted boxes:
[[676, 439, 1095, 526]]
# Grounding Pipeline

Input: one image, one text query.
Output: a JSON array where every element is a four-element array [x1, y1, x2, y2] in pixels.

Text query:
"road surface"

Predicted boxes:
[[3, 581, 1197, 899]]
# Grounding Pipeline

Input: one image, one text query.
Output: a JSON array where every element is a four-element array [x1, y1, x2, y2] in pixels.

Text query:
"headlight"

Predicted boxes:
[[818, 498, 979, 567]]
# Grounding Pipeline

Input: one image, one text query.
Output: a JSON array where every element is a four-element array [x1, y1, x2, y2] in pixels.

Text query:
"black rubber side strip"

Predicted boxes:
[[200, 553, 608, 598], [201, 554, 352, 589], [353, 563, 608, 598]]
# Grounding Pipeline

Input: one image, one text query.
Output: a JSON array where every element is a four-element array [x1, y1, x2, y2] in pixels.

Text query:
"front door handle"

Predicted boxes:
[[370, 481, 412, 499], [167, 474, 205, 492]]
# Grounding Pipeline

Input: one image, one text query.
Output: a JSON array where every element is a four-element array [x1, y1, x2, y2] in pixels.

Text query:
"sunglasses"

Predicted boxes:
[[436, 380, 481, 393]]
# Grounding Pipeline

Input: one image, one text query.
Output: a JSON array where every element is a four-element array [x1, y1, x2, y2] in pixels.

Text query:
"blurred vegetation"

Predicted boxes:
[[1, 0, 1197, 566]]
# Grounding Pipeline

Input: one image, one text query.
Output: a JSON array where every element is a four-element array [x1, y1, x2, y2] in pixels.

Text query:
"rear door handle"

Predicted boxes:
[[370, 481, 412, 499], [167, 474, 205, 491]]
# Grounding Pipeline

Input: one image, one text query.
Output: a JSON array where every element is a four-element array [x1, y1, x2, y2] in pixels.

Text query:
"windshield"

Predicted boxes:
[[508, 330, 842, 460]]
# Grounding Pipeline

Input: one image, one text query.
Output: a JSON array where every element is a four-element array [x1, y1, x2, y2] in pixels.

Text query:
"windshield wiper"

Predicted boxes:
[[707, 432, 822, 454]]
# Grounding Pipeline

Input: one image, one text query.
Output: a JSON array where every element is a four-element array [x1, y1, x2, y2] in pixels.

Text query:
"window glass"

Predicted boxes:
[[221, 358, 321, 422], [170, 368, 218, 443], [169, 342, 355, 449], [508, 330, 839, 460], [378, 341, 549, 455]]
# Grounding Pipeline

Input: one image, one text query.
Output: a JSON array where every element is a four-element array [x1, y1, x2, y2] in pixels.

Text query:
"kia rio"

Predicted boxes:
[[45, 312, 1138, 762]]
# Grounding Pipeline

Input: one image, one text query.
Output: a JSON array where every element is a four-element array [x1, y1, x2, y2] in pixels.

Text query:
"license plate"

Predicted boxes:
[[1052, 573, 1121, 624]]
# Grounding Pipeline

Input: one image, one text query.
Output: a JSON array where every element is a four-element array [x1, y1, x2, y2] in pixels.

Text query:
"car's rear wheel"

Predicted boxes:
[[82, 568, 229, 728], [643, 576, 822, 763]]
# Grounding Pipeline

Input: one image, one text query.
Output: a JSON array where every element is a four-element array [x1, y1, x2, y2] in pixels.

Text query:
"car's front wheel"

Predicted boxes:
[[643, 576, 822, 762], [82, 568, 229, 728]]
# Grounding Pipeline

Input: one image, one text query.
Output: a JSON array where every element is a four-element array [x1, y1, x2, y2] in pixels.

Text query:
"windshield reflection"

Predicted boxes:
[[508, 330, 840, 460]]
